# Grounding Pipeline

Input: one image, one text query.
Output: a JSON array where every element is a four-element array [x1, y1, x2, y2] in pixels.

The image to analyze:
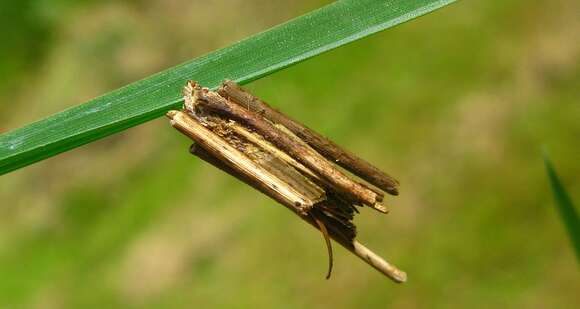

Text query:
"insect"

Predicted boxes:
[[167, 80, 405, 282]]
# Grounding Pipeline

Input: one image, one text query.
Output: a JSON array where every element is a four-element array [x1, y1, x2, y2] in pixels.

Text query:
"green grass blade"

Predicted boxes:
[[543, 155, 580, 262], [0, 0, 455, 175]]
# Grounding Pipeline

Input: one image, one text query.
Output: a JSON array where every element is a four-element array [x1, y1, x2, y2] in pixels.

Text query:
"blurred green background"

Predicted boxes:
[[1, 0, 579, 308]]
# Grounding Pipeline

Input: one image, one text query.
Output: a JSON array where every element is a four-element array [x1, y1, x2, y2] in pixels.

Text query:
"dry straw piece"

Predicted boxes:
[[167, 81, 405, 283]]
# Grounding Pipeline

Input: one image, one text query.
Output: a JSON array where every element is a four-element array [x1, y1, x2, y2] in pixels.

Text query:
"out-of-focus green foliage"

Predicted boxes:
[[0, 0, 579, 308], [0, 0, 454, 175]]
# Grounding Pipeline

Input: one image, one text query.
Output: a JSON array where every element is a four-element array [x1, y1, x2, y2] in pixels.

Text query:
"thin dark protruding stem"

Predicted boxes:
[[219, 80, 400, 195], [311, 212, 334, 279]]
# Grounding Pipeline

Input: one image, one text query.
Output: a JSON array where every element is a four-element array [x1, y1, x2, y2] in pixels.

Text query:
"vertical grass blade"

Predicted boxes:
[[0, 0, 456, 175], [544, 155, 580, 262]]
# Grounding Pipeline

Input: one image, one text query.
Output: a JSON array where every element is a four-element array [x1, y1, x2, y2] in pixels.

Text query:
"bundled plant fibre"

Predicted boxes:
[[167, 81, 405, 282]]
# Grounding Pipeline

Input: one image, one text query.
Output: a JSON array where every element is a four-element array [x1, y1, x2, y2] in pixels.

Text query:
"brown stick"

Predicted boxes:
[[219, 80, 400, 195], [167, 110, 315, 213], [229, 122, 320, 182], [208, 117, 326, 208], [190, 85, 382, 209], [273, 122, 387, 213], [189, 142, 406, 283], [352, 241, 407, 283]]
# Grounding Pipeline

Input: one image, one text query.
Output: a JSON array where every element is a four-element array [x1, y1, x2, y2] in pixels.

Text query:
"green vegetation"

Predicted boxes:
[[0, 0, 578, 308], [544, 154, 580, 261], [0, 0, 454, 175]]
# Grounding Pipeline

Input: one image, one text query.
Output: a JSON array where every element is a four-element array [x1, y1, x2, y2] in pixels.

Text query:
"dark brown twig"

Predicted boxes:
[[191, 84, 383, 209], [167, 110, 314, 213], [219, 80, 400, 195]]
